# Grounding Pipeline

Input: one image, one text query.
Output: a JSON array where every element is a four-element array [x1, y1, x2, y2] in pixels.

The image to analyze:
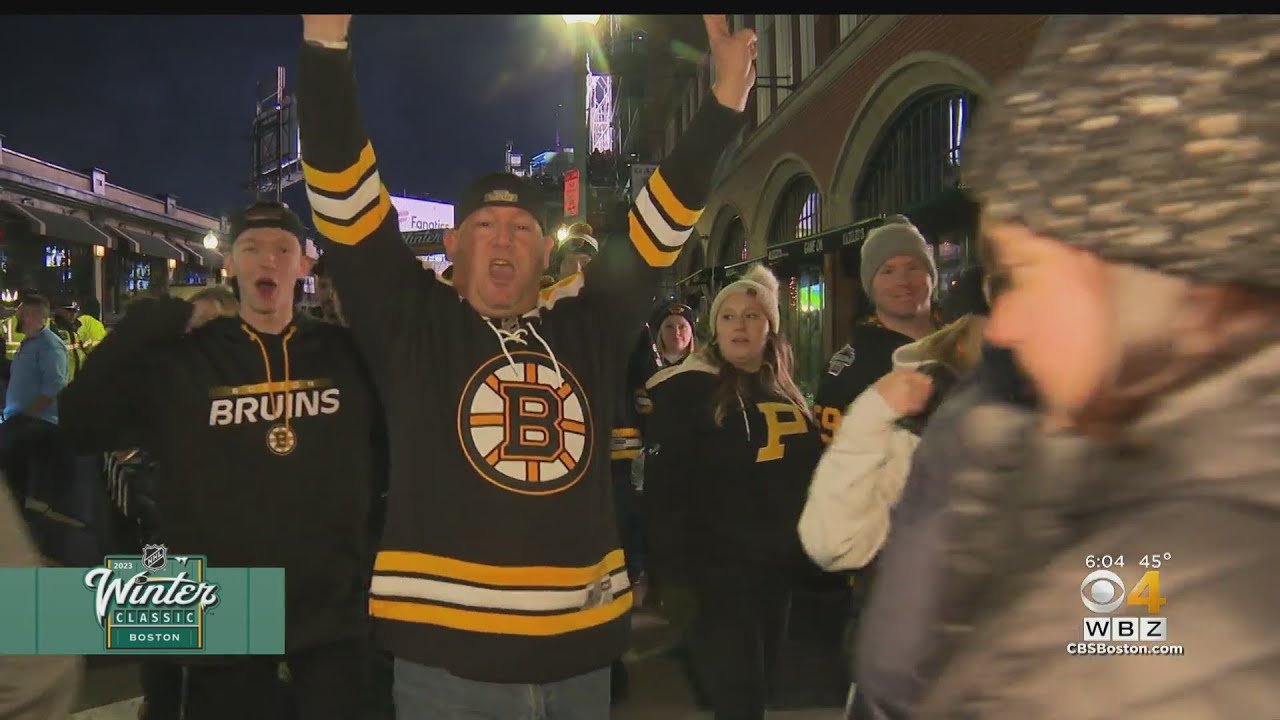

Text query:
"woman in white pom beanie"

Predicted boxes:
[[643, 264, 837, 718]]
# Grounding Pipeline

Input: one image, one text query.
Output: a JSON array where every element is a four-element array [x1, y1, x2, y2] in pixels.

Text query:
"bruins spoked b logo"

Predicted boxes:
[[458, 351, 594, 496]]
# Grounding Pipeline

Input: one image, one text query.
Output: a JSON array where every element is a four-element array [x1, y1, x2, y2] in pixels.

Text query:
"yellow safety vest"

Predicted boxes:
[[52, 314, 108, 381]]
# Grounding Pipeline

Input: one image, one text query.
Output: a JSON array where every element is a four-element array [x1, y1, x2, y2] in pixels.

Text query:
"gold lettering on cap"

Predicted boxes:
[[484, 190, 519, 203]]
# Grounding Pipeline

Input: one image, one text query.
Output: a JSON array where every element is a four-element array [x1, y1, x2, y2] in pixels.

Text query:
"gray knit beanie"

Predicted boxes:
[[966, 14, 1280, 290], [859, 216, 939, 296]]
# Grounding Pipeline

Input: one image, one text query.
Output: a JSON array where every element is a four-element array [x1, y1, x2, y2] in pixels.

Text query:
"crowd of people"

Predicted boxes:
[[2, 11, 1279, 720]]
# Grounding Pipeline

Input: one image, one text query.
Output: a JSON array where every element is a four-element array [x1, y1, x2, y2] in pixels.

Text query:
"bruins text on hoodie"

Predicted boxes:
[[58, 299, 382, 654], [643, 356, 825, 585], [295, 43, 742, 683]]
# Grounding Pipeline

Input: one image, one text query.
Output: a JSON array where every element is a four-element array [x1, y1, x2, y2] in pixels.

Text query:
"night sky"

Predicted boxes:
[[0, 15, 575, 220]]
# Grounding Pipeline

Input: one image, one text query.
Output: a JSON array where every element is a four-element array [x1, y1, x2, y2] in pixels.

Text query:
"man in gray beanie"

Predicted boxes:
[[810, 214, 942, 692], [858, 217, 938, 318], [814, 216, 940, 444]]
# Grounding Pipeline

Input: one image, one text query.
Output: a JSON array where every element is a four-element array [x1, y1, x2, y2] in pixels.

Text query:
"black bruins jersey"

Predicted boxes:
[[297, 41, 744, 683]]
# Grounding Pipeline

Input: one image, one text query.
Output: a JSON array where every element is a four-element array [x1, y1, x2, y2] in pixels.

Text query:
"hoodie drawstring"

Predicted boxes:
[[242, 324, 298, 434], [737, 391, 751, 442], [486, 318, 564, 386]]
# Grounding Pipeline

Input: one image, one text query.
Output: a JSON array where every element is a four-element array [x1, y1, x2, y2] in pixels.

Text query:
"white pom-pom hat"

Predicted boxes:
[[709, 264, 781, 338]]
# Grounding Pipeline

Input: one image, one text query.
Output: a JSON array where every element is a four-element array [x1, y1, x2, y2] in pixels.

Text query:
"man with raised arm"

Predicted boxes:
[[297, 13, 755, 718]]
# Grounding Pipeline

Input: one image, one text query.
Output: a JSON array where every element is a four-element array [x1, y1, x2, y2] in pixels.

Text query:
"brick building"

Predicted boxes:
[[0, 133, 225, 319], [658, 14, 1048, 396]]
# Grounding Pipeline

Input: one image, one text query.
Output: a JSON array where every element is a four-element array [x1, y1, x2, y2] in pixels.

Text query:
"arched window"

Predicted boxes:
[[854, 88, 976, 219], [766, 175, 825, 401], [719, 215, 748, 265], [769, 176, 822, 246]]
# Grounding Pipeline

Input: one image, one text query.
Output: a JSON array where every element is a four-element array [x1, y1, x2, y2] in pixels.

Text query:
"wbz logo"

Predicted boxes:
[[1080, 569, 1169, 643], [1082, 616, 1168, 643], [208, 382, 341, 426]]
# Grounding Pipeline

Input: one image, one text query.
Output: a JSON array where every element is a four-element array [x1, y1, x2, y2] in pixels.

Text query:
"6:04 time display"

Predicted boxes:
[[1086, 554, 1124, 569]]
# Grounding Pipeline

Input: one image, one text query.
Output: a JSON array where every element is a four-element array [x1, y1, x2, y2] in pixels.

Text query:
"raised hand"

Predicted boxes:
[[873, 368, 935, 418], [186, 293, 238, 333], [704, 14, 757, 113], [302, 15, 353, 45]]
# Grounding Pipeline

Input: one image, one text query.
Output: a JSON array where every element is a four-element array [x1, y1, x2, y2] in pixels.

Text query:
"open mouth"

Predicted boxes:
[[489, 259, 515, 284], [254, 279, 279, 299]]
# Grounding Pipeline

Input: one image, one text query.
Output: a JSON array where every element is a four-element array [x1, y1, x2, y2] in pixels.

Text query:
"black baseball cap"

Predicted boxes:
[[228, 201, 307, 246], [651, 300, 695, 332], [455, 173, 547, 231]]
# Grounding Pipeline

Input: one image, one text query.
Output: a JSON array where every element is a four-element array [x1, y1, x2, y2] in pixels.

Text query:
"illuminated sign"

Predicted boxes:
[[564, 169, 580, 217], [390, 195, 455, 233]]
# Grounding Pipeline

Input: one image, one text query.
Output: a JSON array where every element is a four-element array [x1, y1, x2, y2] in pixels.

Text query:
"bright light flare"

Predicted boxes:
[[561, 15, 601, 25]]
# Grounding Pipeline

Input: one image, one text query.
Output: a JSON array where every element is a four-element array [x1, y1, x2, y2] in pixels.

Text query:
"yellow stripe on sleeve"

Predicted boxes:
[[311, 186, 393, 246], [646, 169, 700, 228], [302, 142, 378, 195]]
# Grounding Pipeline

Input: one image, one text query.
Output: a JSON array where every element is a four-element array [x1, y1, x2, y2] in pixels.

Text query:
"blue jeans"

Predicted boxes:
[[393, 659, 610, 720]]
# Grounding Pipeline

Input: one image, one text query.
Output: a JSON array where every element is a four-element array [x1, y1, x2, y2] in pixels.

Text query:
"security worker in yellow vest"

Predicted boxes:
[[50, 297, 107, 381]]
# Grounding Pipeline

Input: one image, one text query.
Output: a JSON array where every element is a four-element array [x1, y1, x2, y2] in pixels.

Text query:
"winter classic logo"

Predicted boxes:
[[83, 545, 221, 651], [457, 351, 594, 496]]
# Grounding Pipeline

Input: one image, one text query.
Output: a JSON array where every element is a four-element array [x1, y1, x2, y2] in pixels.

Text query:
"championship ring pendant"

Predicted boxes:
[[267, 423, 297, 456]]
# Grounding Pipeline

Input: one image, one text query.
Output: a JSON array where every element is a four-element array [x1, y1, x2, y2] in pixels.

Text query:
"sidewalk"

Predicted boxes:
[[70, 610, 847, 719]]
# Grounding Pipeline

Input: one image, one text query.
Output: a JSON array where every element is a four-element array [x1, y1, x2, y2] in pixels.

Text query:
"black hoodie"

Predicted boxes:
[[58, 296, 382, 653], [643, 355, 824, 585]]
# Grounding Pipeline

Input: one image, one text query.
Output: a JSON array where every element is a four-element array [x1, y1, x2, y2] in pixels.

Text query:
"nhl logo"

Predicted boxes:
[[582, 576, 613, 610], [142, 544, 168, 573]]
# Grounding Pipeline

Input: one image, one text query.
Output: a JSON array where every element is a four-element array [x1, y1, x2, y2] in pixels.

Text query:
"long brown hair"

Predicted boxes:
[[1074, 279, 1280, 436], [912, 314, 988, 376], [705, 331, 811, 427]]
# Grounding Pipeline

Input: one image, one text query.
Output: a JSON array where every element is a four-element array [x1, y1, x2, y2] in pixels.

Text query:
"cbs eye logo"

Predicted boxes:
[[1080, 569, 1167, 614], [1080, 570, 1126, 613]]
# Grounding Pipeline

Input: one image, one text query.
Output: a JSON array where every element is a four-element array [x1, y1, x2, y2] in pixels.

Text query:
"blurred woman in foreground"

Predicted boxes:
[[914, 15, 1280, 718]]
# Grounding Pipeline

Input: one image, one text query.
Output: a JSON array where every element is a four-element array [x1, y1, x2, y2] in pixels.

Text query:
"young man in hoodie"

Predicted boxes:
[[58, 200, 383, 720], [295, 13, 754, 717], [813, 218, 940, 444]]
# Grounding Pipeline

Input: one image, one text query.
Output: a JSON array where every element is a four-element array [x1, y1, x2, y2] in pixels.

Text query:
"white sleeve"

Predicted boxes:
[[798, 386, 920, 571]]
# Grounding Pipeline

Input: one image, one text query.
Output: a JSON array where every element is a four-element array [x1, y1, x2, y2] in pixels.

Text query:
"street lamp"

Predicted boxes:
[[202, 231, 219, 250], [561, 14, 602, 227]]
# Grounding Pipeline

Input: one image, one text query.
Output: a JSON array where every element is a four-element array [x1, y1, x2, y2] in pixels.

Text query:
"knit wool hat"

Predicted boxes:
[[709, 264, 781, 338], [860, 216, 939, 295], [966, 14, 1280, 290]]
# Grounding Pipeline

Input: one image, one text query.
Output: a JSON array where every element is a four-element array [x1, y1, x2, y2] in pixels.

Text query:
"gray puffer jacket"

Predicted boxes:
[[916, 340, 1280, 718], [854, 345, 1035, 720]]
